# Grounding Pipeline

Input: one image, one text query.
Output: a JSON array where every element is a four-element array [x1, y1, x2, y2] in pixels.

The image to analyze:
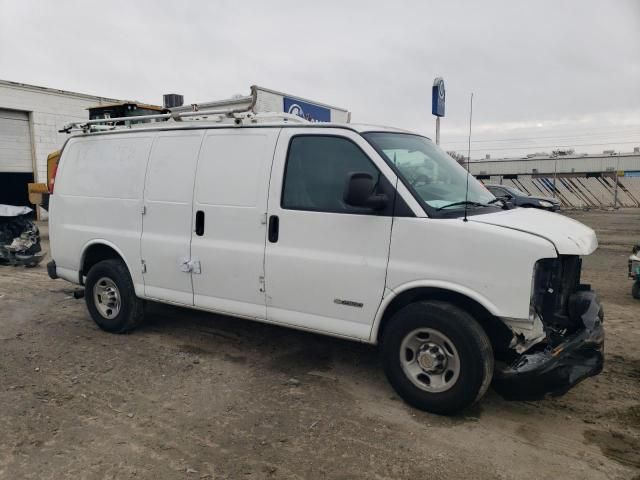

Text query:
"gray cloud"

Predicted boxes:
[[1, 0, 638, 158]]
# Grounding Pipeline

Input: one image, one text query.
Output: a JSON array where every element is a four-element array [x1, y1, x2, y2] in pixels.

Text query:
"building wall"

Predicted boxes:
[[469, 153, 640, 176], [0, 80, 117, 184], [478, 174, 640, 209]]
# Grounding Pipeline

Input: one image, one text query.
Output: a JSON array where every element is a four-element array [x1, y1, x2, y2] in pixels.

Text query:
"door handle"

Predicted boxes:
[[268, 215, 279, 243], [195, 210, 205, 236]]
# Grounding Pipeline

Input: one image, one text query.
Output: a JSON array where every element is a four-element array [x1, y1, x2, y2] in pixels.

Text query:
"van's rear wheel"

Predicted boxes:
[[381, 301, 493, 415], [85, 259, 144, 333]]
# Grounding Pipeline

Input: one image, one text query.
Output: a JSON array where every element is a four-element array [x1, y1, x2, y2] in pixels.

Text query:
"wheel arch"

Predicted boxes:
[[371, 283, 513, 353], [79, 240, 133, 284]]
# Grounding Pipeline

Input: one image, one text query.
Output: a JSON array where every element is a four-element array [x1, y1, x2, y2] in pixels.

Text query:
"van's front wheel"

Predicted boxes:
[[381, 301, 493, 415], [85, 259, 144, 333]]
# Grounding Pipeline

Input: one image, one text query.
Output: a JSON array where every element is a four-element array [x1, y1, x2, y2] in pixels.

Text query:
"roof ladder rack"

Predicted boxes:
[[59, 108, 309, 134]]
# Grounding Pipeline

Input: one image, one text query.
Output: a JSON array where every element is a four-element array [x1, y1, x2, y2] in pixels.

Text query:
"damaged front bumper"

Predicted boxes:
[[493, 290, 604, 400]]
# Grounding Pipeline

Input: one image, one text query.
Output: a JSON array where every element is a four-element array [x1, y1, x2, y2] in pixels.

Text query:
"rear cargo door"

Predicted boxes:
[[140, 131, 204, 305], [190, 128, 280, 319]]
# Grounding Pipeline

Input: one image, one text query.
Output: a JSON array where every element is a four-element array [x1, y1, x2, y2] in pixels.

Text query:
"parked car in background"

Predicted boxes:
[[485, 184, 561, 211]]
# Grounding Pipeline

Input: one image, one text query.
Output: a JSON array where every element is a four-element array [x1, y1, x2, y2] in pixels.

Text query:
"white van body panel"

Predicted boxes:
[[469, 207, 598, 255], [141, 130, 204, 305], [50, 133, 154, 293], [382, 216, 558, 331], [78, 238, 144, 295], [191, 129, 280, 319]]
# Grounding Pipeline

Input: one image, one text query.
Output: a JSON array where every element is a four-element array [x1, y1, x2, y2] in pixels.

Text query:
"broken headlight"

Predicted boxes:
[[531, 256, 582, 331]]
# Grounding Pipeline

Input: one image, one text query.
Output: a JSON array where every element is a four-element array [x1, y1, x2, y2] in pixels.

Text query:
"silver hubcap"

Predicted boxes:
[[400, 328, 461, 393], [93, 277, 121, 320]]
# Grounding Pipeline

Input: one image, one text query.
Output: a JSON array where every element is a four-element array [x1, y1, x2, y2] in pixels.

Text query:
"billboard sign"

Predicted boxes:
[[432, 77, 445, 117], [283, 97, 331, 122]]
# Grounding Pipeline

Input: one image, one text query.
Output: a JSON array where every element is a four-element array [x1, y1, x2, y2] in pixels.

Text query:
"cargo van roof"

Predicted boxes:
[[60, 108, 419, 137], [65, 120, 415, 137]]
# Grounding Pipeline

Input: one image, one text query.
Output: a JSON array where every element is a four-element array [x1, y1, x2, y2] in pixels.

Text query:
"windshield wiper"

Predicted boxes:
[[436, 200, 489, 211], [487, 198, 504, 205]]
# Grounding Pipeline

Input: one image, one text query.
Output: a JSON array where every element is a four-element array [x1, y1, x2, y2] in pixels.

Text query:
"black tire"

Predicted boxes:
[[381, 301, 494, 415], [633, 282, 640, 300], [85, 259, 144, 333]]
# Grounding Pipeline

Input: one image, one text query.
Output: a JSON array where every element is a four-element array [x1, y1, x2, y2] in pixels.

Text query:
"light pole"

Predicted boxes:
[[613, 156, 621, 208], [553, 157, 557, 200]]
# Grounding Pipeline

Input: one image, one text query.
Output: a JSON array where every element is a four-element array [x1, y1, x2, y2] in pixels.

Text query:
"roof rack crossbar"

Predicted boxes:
[[59, 113, 172, 133], [247, 112, 310, 124], [60, 106, 310, 134], [176, 106, 252, 119]]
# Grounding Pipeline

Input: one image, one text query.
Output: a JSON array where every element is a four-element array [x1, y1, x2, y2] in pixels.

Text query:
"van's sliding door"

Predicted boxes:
[[190, 129, 280, 319]]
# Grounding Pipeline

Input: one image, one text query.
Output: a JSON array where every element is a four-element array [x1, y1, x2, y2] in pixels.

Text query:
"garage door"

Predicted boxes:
[[0, 109, 32, 172]]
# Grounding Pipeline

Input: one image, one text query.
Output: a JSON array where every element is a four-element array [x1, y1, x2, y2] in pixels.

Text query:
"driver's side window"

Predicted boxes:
[[282, 135, 381, 214]]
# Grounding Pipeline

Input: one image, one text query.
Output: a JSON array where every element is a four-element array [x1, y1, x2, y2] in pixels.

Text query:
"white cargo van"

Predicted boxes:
[[48, 113, 604, 414]]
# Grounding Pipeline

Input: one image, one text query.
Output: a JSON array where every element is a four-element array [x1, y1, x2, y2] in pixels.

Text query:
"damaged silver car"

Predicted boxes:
[[0, 204, 45, 267]]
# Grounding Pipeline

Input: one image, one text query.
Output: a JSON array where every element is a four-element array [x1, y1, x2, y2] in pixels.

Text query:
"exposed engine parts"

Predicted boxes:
[[0, 205, 45, 268]]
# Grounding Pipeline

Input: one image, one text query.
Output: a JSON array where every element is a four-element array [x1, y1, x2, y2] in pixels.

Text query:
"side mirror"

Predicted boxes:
[[343, 172, 388, 210]]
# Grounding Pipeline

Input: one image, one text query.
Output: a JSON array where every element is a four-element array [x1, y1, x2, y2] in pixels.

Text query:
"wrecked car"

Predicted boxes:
[[48, 119, 604, 415], [0, 204, 45, 267]]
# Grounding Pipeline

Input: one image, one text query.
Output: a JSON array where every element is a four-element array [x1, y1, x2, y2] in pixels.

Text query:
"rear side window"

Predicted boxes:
[[282, 135, 380, 213]]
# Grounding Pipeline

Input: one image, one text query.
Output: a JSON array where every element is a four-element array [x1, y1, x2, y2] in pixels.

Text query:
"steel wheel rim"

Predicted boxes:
[[399, 328, 461, 393], [93, 277, 121, 320]]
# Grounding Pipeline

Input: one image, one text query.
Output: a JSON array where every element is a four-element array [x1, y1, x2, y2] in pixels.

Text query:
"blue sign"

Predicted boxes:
[[432, 77, 445, 117], [283, 97, 331, 122]]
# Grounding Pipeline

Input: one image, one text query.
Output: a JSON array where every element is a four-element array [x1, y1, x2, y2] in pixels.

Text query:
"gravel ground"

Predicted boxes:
[[1, 209, 639, 480]]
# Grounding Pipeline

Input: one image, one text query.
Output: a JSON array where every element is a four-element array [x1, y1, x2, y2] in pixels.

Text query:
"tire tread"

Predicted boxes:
[[381, 300, 494, 415], [85, 259, 144, 333]]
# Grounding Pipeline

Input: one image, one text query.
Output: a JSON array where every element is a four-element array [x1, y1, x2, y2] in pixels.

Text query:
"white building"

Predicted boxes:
[[468, 151, 640, 177], [0, 79, 117, 207], [468, 150, 640, 209]]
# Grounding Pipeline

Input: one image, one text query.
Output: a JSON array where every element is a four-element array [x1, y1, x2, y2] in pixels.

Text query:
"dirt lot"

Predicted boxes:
[[1, 210, 639, 480]]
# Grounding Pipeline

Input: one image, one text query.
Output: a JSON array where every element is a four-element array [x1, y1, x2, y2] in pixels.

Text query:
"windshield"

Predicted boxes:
[[363, 132, 495, 211], [505, 186, 528, 197]]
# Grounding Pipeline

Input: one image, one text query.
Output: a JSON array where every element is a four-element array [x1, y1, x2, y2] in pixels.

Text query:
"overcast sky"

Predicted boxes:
[[1, 0, 639, 159]]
